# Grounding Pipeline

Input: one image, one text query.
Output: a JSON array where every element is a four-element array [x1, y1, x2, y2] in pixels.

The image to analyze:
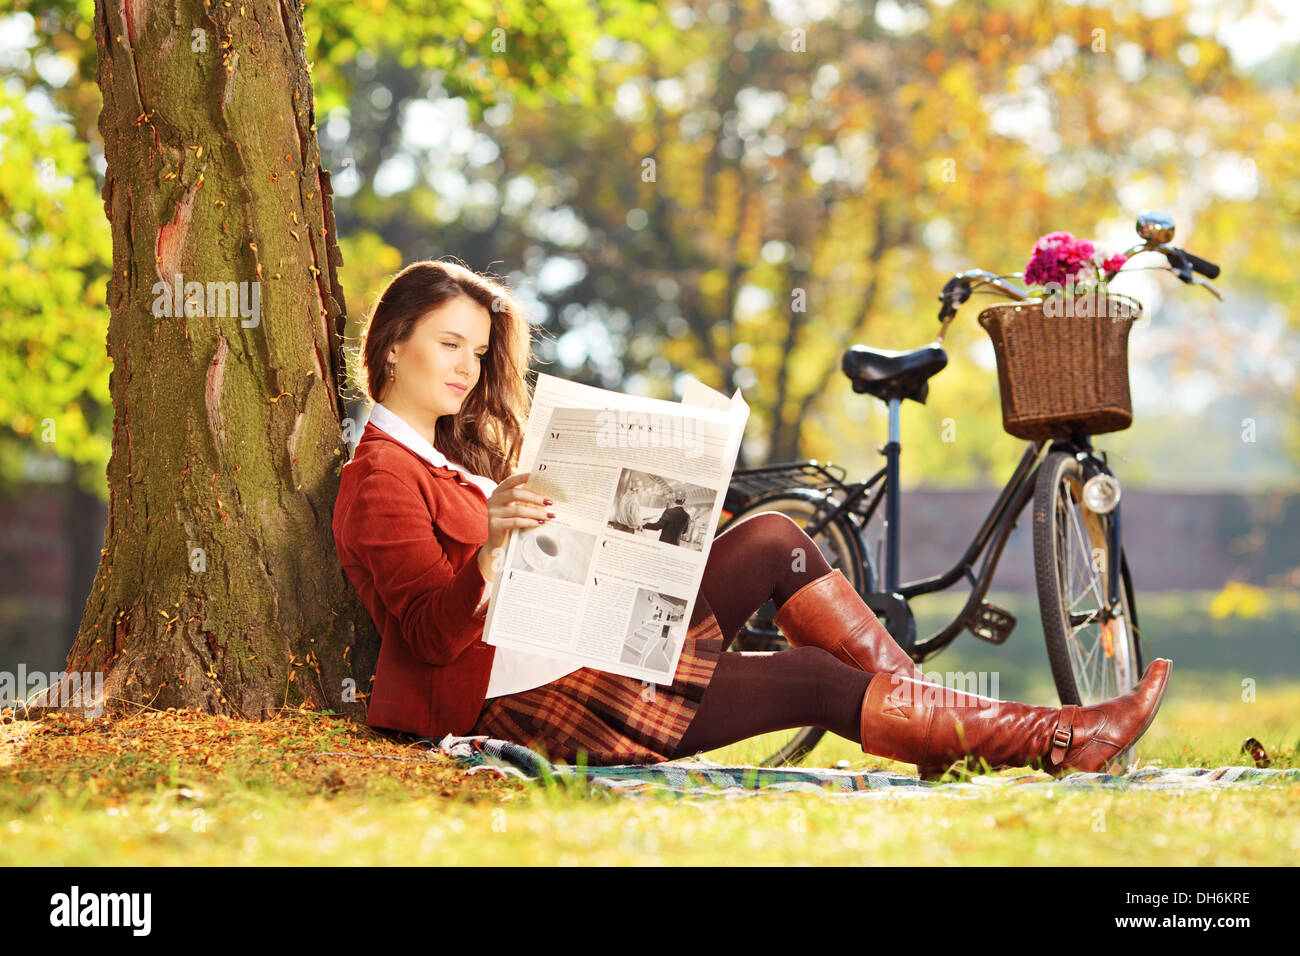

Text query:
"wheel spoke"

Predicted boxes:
[[1065, 495, 1107, 609], [1069, 627, 1104, 691], [1067, 607, 1101, 628], [1066, 630, 1095, 700], [1056, 478, 1119, 704], [1059, 511, 1097, 617], [1039, 458, 1140, 707]]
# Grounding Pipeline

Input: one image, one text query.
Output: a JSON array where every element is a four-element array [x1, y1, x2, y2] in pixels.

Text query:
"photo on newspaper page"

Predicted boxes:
[[480, 373, 750, 685]]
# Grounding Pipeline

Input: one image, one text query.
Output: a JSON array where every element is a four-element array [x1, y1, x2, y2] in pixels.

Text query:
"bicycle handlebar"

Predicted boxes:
[[937, 269, 1029, 323], [1108, 243, 1220, 283], [936, 210, 1223, 329], [1177, 248, 1221, 279]]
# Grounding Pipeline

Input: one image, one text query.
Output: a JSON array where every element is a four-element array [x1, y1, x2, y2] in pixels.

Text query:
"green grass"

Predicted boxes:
[[2, 590, 1294, 865], [7, 778, 1296, 866], [2, 663, 1297, 865]]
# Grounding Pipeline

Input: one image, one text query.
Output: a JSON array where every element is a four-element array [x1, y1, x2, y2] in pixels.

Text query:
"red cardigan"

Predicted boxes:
[[332, 421, 497, 737]]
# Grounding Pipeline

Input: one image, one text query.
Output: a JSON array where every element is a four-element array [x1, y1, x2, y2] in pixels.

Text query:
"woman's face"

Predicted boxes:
[[387, 296, 491, 419]]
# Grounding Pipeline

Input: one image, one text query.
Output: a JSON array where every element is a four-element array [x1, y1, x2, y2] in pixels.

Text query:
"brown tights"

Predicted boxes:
[[666, 513, 875, 759]]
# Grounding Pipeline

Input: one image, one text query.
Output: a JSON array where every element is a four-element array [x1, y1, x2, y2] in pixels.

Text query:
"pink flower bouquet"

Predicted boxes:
[[1023, 231, 1127, 297]]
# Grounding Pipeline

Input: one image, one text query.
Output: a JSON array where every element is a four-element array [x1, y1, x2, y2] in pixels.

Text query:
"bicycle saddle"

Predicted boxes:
[[841, 343, 949, 404]]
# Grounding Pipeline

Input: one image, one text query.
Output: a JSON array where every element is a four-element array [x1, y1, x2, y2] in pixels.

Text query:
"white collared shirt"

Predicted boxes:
[[365, 402, 580, 699]]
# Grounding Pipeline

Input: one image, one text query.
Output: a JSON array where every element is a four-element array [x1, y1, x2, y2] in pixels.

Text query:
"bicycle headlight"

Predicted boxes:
[[1082, 473, 1122, 514]]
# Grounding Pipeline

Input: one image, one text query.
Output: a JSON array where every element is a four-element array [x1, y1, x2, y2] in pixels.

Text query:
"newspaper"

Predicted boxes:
[[480, 372, 750, 684]]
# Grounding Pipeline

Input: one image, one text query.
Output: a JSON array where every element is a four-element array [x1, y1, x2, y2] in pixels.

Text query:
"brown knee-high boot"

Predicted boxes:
[[859, 659, 1172, 779], [773, 569, 925, 682]]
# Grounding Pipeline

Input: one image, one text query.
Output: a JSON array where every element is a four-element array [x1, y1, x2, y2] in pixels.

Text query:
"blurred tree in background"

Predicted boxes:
[[479, 0, 1300, 484], [4, 0, 1296, 501]]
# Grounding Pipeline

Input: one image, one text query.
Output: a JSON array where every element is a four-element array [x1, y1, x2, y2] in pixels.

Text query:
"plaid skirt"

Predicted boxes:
[[470, 591, 724, 766]]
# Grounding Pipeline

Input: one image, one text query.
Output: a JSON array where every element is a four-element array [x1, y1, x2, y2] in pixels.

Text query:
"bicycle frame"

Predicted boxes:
[[741, 400, 1127, 663]]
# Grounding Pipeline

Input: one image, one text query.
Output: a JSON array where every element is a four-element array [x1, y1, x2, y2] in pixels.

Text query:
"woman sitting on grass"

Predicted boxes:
[[331, 259, 1171, 778]]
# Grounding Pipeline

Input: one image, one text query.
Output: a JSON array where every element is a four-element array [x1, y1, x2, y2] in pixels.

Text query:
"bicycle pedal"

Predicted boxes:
[[968, 602, 1016, 644]]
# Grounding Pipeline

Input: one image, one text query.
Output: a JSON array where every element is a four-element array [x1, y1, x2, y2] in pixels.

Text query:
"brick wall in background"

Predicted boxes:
[[0, 486, 106, 676], [895, 487, 1299, 593], [2, 481, 1297, 675]]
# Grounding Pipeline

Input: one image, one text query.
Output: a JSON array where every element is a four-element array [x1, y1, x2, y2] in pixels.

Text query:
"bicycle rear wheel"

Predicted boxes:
[[713, 491, 869, 766], [1032, 451, 1144, 707]]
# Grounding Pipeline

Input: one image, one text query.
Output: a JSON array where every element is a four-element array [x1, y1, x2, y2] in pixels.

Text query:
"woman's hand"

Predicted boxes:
[[477, 471, 553, 583]]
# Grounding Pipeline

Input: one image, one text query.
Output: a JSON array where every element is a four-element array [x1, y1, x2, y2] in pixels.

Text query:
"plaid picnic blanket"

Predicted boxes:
[[424, 734, 1300, 801]]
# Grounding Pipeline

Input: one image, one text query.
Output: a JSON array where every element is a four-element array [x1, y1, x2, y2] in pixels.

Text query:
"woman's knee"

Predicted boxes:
[[719, 511, 808, 554], [707, 511, 791, 575], [726, 509, 801, 534]]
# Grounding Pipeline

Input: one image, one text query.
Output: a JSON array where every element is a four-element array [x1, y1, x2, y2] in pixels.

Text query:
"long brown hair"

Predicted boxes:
[[356, 259, 534, 482]]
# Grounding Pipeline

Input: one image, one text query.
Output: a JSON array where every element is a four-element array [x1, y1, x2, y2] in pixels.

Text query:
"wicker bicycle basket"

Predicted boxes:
[[976, 292, 1142, 441]]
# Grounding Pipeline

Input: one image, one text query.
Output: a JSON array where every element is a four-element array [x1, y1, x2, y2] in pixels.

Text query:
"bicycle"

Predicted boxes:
[[715, 211, 1222, 767]]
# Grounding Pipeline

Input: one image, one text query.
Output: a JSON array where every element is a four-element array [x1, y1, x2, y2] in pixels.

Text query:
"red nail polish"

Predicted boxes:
[[544, 498, 554, 505]]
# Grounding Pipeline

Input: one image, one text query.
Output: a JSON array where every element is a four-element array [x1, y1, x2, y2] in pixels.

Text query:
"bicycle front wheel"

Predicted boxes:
[[713, 491, 869, 767], [1032, 451, 1144, 707]]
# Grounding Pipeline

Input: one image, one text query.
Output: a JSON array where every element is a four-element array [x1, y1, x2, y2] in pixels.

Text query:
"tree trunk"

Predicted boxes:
[[60, 0, 378, 720]]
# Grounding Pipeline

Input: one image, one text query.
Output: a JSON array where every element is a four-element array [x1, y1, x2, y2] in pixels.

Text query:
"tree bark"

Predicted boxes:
[[61, 0, 378, 720]]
